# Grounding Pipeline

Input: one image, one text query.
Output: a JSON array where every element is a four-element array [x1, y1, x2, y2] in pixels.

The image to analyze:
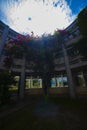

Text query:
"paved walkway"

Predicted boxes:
[[0, 99, 58, 119], [35, 100, 58, 117], [0, 102, 27, 119]]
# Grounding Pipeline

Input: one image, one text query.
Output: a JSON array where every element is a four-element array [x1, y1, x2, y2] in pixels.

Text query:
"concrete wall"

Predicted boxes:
[[25, 88, 44, 95]]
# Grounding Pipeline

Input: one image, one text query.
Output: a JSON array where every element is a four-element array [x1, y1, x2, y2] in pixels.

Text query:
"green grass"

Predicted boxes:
[[9, 86, 18, 91], [0, 96, 87, 130]]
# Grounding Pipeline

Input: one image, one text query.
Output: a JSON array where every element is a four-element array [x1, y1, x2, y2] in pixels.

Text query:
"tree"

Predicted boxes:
[[76, 7, 87, 58], [3, 35, 55, 96], [78, 6, 87, 36]]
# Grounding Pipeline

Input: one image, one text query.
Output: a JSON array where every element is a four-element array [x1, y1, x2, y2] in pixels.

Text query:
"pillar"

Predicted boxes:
[[19, 55, 26, 99], [42, 73, 51, 96], [83, 72, 87, 86], [28, 79, 31, 88], [79, 71, 86, 87], [39, 79, 42, 88], [61, 74, 64, 87], [30, 77, 33, 88], [54, 77, 57, 87], [62, 43, 75, 98], [56, 77, 59, 87], [0, 25, 9, 60]]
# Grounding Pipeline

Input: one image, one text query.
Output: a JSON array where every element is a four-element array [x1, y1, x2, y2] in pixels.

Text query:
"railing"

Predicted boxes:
[[69, 55, 87, 67], [11, 68, 21, 72], [54, 58, 64, 64], [65, 35, 82, 46], [13, 58, 23, 65]]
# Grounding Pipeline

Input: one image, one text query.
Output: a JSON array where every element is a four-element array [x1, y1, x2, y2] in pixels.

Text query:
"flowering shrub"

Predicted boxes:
[[3, 33, 35, 69]]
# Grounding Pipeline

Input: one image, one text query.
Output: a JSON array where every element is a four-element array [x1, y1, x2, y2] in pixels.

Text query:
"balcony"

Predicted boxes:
[[11, 68, 21, 72], [54, 64, 65, 71], [13, 58, 23, 65], [54, 57, 64, 65], [65, 35, 82, 46], [54, 55, 87, 71], [69, 55, 87, 68]]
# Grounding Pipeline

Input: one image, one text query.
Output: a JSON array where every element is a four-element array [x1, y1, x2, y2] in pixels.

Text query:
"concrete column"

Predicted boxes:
[[36, 78, 39, 88], [17, 75, 20, 96], [62, 43, 75, 98], [56, 77, 60, 87], [28, 79, 31, 88], [80, 71, 86, 87], [61, 74, 64, 87], [19, 55, 26, 99], [54, 77, 57, 87], [83, 72, 87, 86], [39, 79, 42, 88], [0, 25, 9, 60], [30, 77, 33, 88]]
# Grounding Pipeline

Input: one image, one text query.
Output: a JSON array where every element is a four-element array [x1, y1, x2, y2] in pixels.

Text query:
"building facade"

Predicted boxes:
[[0, 9, 87, 99]]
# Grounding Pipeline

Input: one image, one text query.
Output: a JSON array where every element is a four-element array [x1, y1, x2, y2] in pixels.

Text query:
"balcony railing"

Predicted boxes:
[[65, 35, 82, 46], [13, 58, 23, 65]]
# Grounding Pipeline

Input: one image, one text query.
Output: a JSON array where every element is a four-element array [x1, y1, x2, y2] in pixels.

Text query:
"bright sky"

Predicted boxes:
[[0, 0, 86, 36]]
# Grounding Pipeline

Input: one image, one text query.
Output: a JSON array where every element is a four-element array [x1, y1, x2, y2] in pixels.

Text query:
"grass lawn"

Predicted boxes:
[[0, 96, 87, 130]]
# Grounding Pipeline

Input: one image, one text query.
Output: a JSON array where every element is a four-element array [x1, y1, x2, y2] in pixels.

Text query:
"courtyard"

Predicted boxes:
[[0, 96, 87, 130], [0, 2, 87, 130]]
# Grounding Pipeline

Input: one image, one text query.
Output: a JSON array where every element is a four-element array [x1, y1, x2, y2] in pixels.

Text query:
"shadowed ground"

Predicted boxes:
[[0, 96, 87, 130]]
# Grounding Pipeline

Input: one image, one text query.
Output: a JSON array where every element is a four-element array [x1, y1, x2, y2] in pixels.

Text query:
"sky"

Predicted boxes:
[[0, 0, 87, 36]]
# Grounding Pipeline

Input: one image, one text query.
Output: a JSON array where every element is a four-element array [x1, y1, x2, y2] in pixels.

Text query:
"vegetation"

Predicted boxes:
[[0, 70, 15, 105], [74, 7, 87, 58], [78, 6, 87, 36], [4, 35, 56, 95]]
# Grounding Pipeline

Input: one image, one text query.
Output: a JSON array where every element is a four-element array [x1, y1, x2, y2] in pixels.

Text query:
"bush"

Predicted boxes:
[[0, 70, 14, 105]]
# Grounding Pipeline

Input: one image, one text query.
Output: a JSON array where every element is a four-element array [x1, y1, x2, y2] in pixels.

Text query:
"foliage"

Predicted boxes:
[[0, 70, 15, 104], [78, 7, 87, 36], [4, 34, 56, 95]]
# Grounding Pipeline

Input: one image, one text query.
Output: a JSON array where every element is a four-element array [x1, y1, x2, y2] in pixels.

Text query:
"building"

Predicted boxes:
[[0, 8, 87, 99]]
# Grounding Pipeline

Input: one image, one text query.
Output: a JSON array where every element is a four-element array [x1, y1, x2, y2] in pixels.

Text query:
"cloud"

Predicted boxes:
[[2, 0, 76, 36], [69, 0, 72, 7]]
